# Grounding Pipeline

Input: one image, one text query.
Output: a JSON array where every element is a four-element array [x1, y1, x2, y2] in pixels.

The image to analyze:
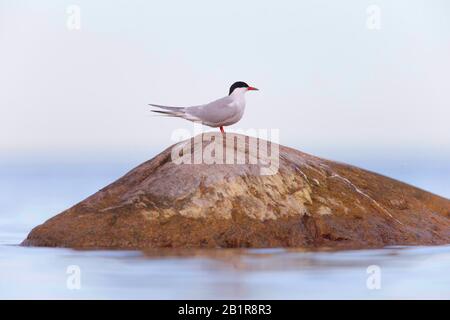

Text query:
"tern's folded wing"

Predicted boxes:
[[186, 96, 236, 125]]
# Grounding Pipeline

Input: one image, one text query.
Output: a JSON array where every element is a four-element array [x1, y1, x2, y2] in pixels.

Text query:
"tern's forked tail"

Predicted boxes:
[[149, 103, 186, 118], [149, 103, 202, 123]]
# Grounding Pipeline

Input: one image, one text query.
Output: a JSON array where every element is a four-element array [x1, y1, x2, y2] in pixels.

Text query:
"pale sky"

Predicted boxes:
[[1, 0, 449, 162]]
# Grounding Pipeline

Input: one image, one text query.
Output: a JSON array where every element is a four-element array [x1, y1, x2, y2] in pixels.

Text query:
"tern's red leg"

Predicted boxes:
[[220, 126, 225, 134]]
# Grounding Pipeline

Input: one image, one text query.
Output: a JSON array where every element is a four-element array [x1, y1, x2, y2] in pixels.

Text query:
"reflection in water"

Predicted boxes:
[[1, 240, 450, 299]]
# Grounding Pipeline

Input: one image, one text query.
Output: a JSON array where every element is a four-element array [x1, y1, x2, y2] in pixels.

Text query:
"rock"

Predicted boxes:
[[22, 133, 450, 249]]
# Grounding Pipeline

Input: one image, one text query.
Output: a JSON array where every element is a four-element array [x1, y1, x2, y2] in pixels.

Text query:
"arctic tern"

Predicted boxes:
[[149, 81, 258, 133]]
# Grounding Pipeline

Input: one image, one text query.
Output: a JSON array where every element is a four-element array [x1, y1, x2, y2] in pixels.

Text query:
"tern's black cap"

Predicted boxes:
[[229, 81, 249, 95]]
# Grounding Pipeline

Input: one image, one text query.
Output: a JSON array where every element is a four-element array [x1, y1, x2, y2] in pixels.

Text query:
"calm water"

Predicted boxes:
[[1, 159, 449, 299]]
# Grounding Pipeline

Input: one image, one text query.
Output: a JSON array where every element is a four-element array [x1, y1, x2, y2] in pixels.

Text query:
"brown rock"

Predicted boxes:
[[22, 133, 450, 249]]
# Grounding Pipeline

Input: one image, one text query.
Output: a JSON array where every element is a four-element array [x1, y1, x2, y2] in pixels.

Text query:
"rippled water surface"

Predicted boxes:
[[1, 162, 449, 299]]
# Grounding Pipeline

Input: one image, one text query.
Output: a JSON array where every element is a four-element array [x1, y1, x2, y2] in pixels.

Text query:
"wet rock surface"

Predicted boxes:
[[22, 133, 450, 249]]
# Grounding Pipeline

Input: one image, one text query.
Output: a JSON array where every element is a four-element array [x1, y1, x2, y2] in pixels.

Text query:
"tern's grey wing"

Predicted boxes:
[[185, 96, 235, 126]]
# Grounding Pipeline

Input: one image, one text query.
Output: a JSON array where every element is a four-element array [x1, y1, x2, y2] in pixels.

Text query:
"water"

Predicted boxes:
[[1, 159, 449, 299]]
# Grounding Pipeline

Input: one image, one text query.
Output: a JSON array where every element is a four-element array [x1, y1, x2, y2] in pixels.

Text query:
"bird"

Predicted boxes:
[[149, 81, 259, 134]]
